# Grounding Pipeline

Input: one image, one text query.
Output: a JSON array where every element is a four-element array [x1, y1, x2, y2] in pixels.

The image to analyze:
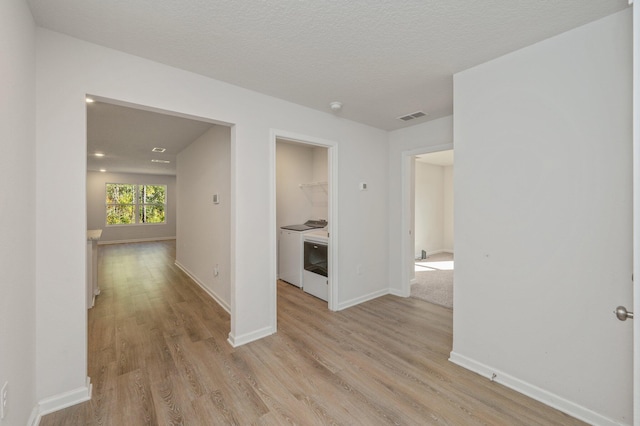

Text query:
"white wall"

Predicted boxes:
[[176, 125, 231, 311], [442, 165, 454, 251], [276, 142, 328, 231], [0, 0, 37, 424], [414, 161, 444, 256], [276, 142, 314, 230], [311, 147, 328, 220], [388, 116, 454, 295], [35, 28, 389, 405], [87, 171, 176, 243], [452, 10, 632, 425]]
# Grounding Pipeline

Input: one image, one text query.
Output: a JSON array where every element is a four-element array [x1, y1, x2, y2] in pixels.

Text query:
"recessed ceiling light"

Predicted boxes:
[[99, 169, 106, 172], [152, 147, 166, 153], [85, 97, 95, 103], [94, 152, 105, 157], [151, 159, 170, 164]]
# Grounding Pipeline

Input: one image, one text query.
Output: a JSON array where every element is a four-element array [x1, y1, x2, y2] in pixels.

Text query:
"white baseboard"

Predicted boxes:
[[337, 288, 389, 311], [28, 406, 40, 426], [175, 262, 276, 348], [448, 352, 622, 426], [388, 287, 409, 297], [97, 236, 176, 245], [416, 249, 454, 259], [227, 326, 275, 347], [174, 261, 230, 313], [30, 377, 92, 425]]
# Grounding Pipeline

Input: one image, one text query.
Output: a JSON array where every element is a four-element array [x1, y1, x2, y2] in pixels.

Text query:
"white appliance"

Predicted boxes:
[[303, 230, 329, 301], [278, 220, 327, 288]]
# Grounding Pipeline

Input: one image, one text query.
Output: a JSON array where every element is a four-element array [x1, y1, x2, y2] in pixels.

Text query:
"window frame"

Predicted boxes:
[[105, 183, 167, 226]]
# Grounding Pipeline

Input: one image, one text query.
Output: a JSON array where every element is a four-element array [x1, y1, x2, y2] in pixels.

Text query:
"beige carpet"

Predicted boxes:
[[410, 252, 453, 309]]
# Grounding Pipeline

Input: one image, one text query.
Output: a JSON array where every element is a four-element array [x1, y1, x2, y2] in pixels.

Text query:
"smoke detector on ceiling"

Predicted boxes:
[[329, 101, 343, 112], [397, 111, 428, 121]]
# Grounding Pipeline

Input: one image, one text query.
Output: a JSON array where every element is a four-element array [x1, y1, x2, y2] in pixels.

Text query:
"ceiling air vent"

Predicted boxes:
[[397, 111, 427, 122]]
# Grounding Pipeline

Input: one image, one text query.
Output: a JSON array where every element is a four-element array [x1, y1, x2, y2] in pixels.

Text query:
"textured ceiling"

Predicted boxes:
[[28, 0, 629, 131], [87, 101, 215, 175]]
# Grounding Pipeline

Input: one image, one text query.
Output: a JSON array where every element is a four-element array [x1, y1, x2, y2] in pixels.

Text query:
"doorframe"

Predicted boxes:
[[400, 143, 453, 296], [268, 129, 339, 332], [632, 1, 639, 423], [84, 94, 236, 355]]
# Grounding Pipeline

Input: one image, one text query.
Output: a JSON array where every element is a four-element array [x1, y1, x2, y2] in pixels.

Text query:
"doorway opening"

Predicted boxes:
[[85, 95, 235, 365], [411, 150, 454, 309], [269, 130, 338, 332], [400, 143, 453, 306]]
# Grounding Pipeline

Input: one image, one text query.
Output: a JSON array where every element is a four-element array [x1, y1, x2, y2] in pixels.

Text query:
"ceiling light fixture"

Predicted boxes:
[[329, 101, 343, 112], [151, 159, 170, 164], [94, 152, 105, 157], [99, 169, 106, 172], [152, 147, 166, 153], [85, 97, 95, 103]]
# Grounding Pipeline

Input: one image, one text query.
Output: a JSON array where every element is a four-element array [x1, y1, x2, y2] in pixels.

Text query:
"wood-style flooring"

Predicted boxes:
[[40, 241, 584, 425]]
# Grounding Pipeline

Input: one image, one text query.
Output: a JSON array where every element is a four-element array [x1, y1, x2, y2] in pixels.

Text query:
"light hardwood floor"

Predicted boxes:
[[41, 241, 584, 425]]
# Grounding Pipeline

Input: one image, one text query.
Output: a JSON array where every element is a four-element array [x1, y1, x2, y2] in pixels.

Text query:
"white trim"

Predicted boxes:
[[228, 124, 238, 348], [174, 261, 230, 313], [227, 325, 275, 347], [337, 288, 389, 311], [400, 143, 454, 297], [415, 248, 454, 259], [268, 132, 278, 335], [30, 377, 92, 425], [388, 288, 407, 297], [632, 2, 640, 424], [97, 236, 176, 245], [328, 141, 339, 312], [449, 352, 621, 426], [27, 406, 39, 426]]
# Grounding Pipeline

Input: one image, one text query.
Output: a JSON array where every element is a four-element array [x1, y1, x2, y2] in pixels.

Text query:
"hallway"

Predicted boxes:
[[41, 241, 584, 425]]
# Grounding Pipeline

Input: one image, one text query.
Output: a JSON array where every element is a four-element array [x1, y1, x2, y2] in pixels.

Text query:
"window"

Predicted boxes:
[[106, 183, 166, 225]]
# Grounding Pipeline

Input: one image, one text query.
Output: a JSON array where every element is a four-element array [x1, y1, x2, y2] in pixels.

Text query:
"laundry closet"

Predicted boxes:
[[275, 139, 329, 302]]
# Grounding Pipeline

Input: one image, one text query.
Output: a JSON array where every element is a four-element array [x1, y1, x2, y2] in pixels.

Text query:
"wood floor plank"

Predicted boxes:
[[165, 334, 210, 401], [171, 301, 213, 342], [191, 390, 241, 425], [115, 369, 158, 425], [40, 241, 587, 426]]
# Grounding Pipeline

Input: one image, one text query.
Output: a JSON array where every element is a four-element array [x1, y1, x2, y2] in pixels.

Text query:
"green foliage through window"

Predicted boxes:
[[106, 183, 166, 225]]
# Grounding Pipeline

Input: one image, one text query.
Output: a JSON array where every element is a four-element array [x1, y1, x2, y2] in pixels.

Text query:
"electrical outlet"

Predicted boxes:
[[1, 381, 8, 420]]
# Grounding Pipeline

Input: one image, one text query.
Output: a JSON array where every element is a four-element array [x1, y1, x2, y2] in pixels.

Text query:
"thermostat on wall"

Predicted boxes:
[[213, 194, 220, 204], [359, 182, 368, 191]]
